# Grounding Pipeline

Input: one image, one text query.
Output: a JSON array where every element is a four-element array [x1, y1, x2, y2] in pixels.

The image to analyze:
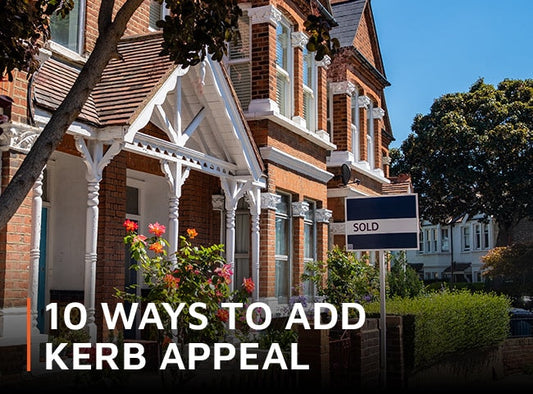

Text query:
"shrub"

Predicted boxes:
[[387, 251, 426, 298], [365, 289, 511, 370], [301, 246, 380, 307]]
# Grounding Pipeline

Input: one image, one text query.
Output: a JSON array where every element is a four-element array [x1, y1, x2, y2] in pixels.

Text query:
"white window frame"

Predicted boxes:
[[225, 8, 252, 111], [49, 0, 86, 54], [483, 224, 491, 250], [302, 46, 317, 132], [303, 200, 317, 298], [462, 225, 471, 252], [234, 197, 251, 288], [474, 223, 482, 250], [441, 227, 450, 252], [275, 192, 292, 304], [367, 101, 375, 168], [149, 0, 170, 31], [275, 17, 293, 118], [351, 92, 360, 162]]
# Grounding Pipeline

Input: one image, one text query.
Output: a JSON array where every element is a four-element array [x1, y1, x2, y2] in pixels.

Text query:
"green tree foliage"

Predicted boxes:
[[398, 78, 533, 245], [387, 251, 425, 298], [482, 242, 533, 301], [388, 147, 409, 177], [0, 0, 339, 230]]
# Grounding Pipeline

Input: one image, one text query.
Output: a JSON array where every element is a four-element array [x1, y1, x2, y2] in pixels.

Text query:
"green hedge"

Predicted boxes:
[[365, 290, 511, 370]]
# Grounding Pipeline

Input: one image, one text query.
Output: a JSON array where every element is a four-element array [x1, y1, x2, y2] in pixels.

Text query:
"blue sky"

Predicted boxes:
[[370, 0, 533, 148]]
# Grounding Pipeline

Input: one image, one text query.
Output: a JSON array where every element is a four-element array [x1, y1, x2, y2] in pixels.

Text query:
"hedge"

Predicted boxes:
[[365, 290, 511, 370]]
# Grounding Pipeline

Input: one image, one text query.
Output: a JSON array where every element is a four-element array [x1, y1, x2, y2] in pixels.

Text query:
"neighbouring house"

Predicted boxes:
[[0, 0, 403, 370], [406, 214, 498, 283], [326, 0, 410, 265]]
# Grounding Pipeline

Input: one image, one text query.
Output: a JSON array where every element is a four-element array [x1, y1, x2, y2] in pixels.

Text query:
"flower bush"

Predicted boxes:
[[118, 220, 255, 346]]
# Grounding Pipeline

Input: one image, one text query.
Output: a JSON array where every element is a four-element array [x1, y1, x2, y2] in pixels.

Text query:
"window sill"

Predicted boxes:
[[326, 151, 390, 184], [245, 99, 336, 150], [46, 41, 88, 65]]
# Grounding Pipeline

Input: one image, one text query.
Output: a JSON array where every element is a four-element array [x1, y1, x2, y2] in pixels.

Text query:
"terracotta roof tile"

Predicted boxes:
[[34, 32, 174, 127]]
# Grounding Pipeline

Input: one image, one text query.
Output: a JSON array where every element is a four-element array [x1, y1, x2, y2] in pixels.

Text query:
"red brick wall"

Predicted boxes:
[[292, 215, 304, 295], [331, 92, 350, 151], [251, 23, 276, 102], [293, 45, 303, 119], [96, 151, 127, 341], [84, 0, 153, 52], [0, 71, 29, 124], [503, 337, 533, 375], [180, 170, 222, 246], [317, 66, 328, 132], [353, 7, 377, 68], [0, 152, 32, 309], [259, 208, 276, 298]]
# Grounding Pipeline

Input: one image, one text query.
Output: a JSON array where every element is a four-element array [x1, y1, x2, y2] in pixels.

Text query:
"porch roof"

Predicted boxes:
[[33, 32, 265, 181]]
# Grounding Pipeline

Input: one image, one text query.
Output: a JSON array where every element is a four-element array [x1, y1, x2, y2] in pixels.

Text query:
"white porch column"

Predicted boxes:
[[160, 160, 191, 263], [75, 137, 123, 343], [220, 178, 250, 291], [246, 186, 261, 301], [29, 170, 44, 335]]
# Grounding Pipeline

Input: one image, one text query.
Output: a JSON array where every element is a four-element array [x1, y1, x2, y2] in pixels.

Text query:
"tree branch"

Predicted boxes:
[[0, 0, 145, 230]]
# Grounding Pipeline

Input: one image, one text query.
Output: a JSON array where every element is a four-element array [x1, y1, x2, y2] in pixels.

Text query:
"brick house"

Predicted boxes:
[[0, 0, 401, 367], [326, 0, 403, 263]]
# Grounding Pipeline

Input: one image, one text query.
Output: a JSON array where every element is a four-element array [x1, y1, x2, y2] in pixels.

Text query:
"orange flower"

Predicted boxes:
[[148, 222, 166, 237], [163, 274, 180, 289], [149, 241, 164, 254], [123, 219, 138, 232], [243, 277, 255, 294], [216, 308, 229, 322], [187, 228, 198, 239]]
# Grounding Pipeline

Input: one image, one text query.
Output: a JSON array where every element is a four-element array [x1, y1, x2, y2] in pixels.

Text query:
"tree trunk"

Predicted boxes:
[[0, 0, 144, 230], [495, 222, 513, 247]]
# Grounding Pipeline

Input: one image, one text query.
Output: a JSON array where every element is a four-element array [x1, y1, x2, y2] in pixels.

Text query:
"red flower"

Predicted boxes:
[[149, 242, 164, 254], [216, 308, 229, 322], [243, 277, 255, 294], [163, 274, 180, 289], [187, 228, 198, 239], [123, 219, 138, 232], [214, 263, 233, 284], [148, 222, 166, 237], [132, 234, 147, 245]]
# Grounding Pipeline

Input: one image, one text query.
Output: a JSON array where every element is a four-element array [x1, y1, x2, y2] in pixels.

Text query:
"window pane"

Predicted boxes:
[[275, 217, 288, 255], [304, 223, 314, 259], [126, 186, 139, 215], [441, 228, 449, 251], [275, 259, 289, 302], [50, 0, 82, 52], [149, 1, 162, 30], [276, 23, 289, 70]]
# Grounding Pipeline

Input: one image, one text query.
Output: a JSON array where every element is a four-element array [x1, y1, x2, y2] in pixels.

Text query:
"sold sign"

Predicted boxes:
[[345, 194, 419, 251]]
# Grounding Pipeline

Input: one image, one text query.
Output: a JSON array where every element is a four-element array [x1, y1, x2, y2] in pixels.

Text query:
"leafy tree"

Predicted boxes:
[[399, 78, 533, 246], [481, 242, 533, 302], [0, 0, 339, 230], [387, 251, 425, 298], [388, 147, 409, 177]]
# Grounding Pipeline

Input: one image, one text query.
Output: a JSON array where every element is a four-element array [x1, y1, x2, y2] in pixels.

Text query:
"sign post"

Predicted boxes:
[[345, 194, 419, 389]]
